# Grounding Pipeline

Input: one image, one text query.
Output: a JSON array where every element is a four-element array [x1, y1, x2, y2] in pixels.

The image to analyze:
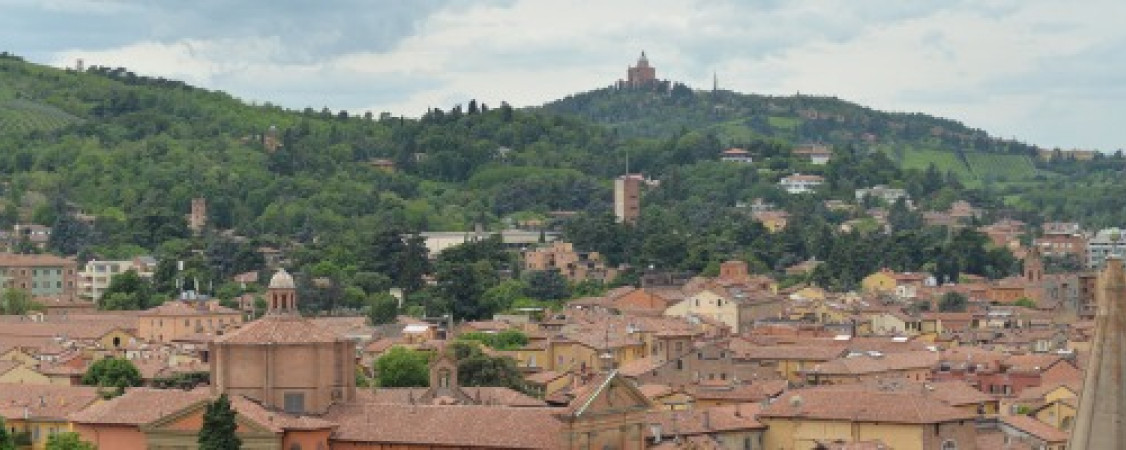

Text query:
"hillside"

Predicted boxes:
[[539, 86, 1044, 184], [3, 53, 1126, 318]]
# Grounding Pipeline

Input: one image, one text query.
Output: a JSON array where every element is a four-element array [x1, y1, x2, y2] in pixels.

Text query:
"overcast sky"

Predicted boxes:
[[4, 0, 1124, 151]]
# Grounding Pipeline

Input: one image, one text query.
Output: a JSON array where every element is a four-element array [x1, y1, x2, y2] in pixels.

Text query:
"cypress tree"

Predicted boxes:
[[199, 394, 241, 450]]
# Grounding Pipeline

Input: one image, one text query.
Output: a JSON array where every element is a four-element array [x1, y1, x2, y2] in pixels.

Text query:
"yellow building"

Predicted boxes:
[[760, 388, 978, 450], [0, 361, 52, 385], [0, 347, 38, 366], [138, 300, 244, 343], [665, 289, 739, 332], [0, 384, 101, 449]]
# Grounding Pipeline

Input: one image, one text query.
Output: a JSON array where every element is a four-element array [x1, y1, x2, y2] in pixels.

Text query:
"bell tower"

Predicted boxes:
[[267, 268, 298, 314]]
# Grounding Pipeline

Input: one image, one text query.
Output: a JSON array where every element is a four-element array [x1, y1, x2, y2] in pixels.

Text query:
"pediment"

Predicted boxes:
[[570, 372, 653, 418], [143, 399, 274, 435]]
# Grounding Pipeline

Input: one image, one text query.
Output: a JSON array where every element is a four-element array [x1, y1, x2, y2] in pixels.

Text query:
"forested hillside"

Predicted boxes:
[[540, 86, 1045, 185], [2, 53, 1125, 321]]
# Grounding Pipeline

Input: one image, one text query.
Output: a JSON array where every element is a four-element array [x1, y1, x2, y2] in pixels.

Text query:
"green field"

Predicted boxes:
[[767, 116, 801, 130], [878, 145, 974, 179], [0, 99, 82, 134], [965, 152, 1038, 181], [877, 143, 1041, 185]]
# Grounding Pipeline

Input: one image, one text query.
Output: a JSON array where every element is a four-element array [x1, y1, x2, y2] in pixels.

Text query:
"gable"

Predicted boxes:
[[0, 364, 50, 384], [144, 400, 275, 435], [0, 348, 37, 365], [616, 290, 668, 310], [572, 373, 653, 419], [1044, 386, 1079, 403]]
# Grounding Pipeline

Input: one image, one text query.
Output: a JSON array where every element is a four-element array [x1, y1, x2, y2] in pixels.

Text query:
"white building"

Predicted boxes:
[[779, 174, 825, 194], [855, 185, 910, 205], [719, 148, 753, 164], [79, 256, 156, 301], [1087, 228, 1126, 268], [793, 144, 833, 164]]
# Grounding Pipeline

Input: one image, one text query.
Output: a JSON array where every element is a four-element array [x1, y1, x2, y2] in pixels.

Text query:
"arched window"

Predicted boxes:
[[941, 440, 957, 450]]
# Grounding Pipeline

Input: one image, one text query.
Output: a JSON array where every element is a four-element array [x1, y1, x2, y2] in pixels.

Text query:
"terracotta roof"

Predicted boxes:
[[138, 300, 242, 316], [69, 388, 210, 425], [0, 321, 130, 341], [733, 343, 847, 361], [618, 356, 663, 377], [1004, 354, 1069, 373], [354, 387, 546, 407], [0, 253, 75, 267], [647, 403, 764, 438], [809, 350, 939, 376], [975, 431, 1034, 450], [637, 384, 674, 399], [0, 383, 100, 421], [214, 314, 344, 344], [326, 403, 563, 448], [760, 387, 976, 424], [228, 396, 336, 432], [1002, 414, 1070, 443], [686, 382, 782, 403], [525, 371, 567, 385]]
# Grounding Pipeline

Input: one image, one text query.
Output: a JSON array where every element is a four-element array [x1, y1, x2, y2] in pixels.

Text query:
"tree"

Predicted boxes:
[[522, 270, 570, 301], [45, 432, 95, 450], [0, 416, 14, 450], [99, 269, 155, 310], [0, 289, 39, 315], [367, 292, 399, 325], [81, 357, 142, 397], [938, 292, 968, 312], [375, 347, 429, 387], [199, 394, 241, 450], [1013, 297, 1037, 308], [450, 342, 530, 394]]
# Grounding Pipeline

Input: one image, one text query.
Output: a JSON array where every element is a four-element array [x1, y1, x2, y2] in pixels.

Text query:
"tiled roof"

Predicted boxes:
[[686, 382, 782, 403], [229, 396, 336, 432], [0, 321, 129, 340], [138, 300, 241, 316], [1002, 414, 1070, 443], [647, 403, 764, 438], [810, 350, 939, 376], [760, 387, 976, 424], [975, 431, 1034, 450], [69, 388, 210, 425], [0, 253, 75, 267], [0, 383, 99, 421], [325, 403, 563, 448], [214, 314, 343, 344], [354, 387, 546, 407]]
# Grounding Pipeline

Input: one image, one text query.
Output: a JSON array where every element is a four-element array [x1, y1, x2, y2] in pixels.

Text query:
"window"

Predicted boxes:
[[284, 392, 305, 414], [940, 440, 957, 450]]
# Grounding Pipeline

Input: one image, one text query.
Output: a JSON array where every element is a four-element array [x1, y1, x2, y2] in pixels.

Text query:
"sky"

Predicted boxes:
[[4, 0, 1124, 151]]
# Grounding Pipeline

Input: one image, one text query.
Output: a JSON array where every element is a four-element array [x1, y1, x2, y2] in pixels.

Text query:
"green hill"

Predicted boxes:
[[0, 99, 83, 134], [539, 86, 1044, 183]]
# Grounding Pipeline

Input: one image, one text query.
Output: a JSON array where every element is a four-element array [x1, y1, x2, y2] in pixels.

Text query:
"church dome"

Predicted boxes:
[[269, 269, 296, 290]]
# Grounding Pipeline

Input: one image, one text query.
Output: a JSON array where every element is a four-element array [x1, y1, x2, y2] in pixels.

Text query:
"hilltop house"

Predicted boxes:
[[779, 174, 824, 194]]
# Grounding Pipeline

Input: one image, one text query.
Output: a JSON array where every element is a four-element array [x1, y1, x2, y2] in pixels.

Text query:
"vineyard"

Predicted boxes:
[[0, 99, 82, 134], [876, 145, 974, 180], [965, 152, 1038, 181]]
